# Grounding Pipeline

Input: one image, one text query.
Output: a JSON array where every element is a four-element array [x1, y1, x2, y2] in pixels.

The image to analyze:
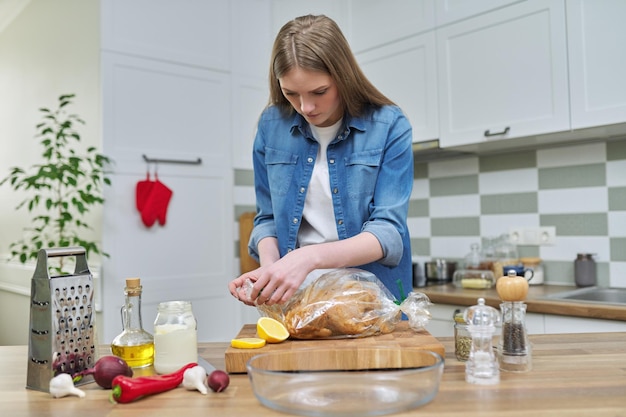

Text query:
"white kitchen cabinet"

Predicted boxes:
[[434, 0, 524, 26], [544, 314, 626, 334], [428, 301, 625, 337], [357, 32, 439, 142], [349, 0, 435, 53], [100, 0, 230, 71], [436, 0, 570, 148], [566, 0, 626, 130]]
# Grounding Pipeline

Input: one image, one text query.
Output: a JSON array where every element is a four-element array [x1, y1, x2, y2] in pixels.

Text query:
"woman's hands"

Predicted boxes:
[[229, 248, 315, 306], [229, 232, 384, 306]]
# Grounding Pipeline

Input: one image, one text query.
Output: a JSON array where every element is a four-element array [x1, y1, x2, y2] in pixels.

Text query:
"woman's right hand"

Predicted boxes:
[[228, 269, 262, 306], [229, 246, 315, 306]]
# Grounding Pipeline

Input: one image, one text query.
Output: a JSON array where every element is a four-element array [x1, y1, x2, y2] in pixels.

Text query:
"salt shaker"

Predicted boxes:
[[463, 298, 500, 385]]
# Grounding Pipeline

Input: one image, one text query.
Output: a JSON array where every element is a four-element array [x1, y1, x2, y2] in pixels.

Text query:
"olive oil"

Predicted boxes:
[[111, 342, 155, 368], [111, 278, 154, 368]]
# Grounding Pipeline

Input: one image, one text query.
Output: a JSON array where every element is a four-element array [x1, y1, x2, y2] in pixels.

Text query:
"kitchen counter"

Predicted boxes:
[[4, 333, 626, 417], [420, 283, 626, 321]]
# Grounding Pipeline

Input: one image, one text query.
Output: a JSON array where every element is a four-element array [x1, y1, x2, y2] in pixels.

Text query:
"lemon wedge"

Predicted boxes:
[[256, 317, 290, 343], [230, 337, 266, 349]]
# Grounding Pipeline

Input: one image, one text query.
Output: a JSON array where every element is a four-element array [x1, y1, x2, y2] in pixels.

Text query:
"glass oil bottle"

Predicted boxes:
[[111, 278, 154, 368]]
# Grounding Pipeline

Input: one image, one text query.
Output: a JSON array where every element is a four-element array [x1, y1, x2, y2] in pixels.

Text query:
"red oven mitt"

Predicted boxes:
[[140, 177, 173, 227], [135, 173, 154, 213]]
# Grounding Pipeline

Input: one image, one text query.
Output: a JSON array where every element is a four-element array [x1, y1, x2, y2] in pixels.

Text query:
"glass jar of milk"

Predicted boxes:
[[153, 301, 197, 374]]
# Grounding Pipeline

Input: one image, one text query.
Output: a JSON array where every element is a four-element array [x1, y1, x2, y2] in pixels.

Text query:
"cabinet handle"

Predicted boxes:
[[484, 126, 510, 137]]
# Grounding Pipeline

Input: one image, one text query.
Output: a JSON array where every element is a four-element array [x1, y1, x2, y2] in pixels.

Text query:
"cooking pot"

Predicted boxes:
[[425, 259, 457, 283]]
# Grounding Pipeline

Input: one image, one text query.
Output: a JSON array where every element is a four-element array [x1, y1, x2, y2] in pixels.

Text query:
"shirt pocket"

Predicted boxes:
[[266, 147, 298, 196], [345, 149, 382, 200]]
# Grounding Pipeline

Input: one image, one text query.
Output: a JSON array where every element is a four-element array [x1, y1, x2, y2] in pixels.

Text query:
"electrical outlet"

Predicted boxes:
[[509, 226, 556, 246]]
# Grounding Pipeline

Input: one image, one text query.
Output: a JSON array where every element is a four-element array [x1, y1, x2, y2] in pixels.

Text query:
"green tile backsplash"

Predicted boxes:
[[481, 192, 538, 214], [479, 150, 536, 172], [408, 199, 429, 217], [541, 213, 609, 236], [607, 139, 626, 160], [608, 186, 626, 210], [431, 217, 480, 236], [430, 175, 479, 196], [538, 163, 606, 189]]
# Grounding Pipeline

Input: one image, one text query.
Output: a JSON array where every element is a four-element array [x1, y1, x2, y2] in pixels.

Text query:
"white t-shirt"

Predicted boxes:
[[298, 119, 342, 287]]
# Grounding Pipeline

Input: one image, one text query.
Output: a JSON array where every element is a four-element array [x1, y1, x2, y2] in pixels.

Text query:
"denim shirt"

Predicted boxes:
[[249, 104, 414, 300]]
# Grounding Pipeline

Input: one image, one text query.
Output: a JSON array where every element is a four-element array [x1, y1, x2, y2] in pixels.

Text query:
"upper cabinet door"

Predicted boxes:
[[435, 0, 524, 26], [349, 0, 435, 53], [436, 0, 570, 148], [567, 0, 626, 130], [101, 0, 230, 71], [357, 32, 439, 142]]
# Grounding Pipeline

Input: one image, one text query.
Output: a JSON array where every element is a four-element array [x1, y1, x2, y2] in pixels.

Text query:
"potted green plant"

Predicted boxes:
[[0, 94, 112, 272]]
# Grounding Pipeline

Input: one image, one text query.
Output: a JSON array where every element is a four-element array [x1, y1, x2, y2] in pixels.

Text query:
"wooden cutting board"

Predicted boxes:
[[224, 321, 445, 373]]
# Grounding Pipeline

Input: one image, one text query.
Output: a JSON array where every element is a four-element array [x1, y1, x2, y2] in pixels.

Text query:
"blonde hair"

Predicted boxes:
[[268, 14, 395, 117]]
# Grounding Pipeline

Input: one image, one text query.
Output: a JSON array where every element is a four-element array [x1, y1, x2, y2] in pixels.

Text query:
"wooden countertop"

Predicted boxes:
[[4, 333, 626, 416], [420, 283, 626, 321]]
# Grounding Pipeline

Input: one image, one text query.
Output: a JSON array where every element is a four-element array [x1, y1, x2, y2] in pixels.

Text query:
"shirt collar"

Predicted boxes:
[[289, 112, 366, 141]]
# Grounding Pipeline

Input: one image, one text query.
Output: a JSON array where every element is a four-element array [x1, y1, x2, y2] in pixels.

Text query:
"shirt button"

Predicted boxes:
[[287, 248, 293, 252], [307, 157, 313, 163], [333, 188, 338, 194], [299, 187, 305, 193], [338, 219, 344, 225], [292, 218, 299, 224], [329, 159, 335, 164], [338, 135, 343, 140]]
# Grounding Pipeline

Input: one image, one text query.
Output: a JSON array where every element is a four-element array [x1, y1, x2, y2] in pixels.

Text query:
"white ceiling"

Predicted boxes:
[[0, 0, 30, 34]]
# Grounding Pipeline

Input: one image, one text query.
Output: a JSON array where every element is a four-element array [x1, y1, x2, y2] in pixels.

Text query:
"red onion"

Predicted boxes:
[[207, 370, 230, 392], [75, 355, 133, 389]]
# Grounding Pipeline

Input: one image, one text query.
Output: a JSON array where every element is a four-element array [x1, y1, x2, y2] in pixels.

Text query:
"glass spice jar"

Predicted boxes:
[[454, 311, 471, 362]]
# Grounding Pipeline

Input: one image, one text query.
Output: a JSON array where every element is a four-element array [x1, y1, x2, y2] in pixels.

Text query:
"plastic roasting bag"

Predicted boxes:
[[245, 268, 432, 339]]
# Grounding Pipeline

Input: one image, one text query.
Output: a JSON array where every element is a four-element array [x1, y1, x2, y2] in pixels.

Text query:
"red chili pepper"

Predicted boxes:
[[110, 362, 197, 404]]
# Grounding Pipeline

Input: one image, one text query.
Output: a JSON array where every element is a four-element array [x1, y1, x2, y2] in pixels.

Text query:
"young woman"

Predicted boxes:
[[229, 14, 414, 306]]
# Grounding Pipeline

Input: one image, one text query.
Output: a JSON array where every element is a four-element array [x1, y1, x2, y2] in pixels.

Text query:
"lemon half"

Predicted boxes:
[[256, 317, 290, 343]]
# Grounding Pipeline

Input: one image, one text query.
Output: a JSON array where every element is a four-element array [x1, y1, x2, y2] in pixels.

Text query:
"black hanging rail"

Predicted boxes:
[[142, 154, 202, 165]]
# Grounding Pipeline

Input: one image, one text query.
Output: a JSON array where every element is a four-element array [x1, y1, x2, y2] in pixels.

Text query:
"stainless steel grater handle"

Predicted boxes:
[[36, 246, 89, 277]]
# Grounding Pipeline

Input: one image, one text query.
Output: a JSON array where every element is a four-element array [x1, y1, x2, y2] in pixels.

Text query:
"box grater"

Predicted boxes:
[[26, 247, 97, 392]]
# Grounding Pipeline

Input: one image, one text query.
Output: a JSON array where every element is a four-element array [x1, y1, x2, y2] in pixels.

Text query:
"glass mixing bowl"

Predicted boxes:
[[246, 347, 444, 417]]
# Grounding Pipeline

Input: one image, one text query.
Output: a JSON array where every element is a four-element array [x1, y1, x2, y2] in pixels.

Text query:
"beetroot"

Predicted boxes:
[[207, 370, 230, 392], [75, 355, 133, 389]]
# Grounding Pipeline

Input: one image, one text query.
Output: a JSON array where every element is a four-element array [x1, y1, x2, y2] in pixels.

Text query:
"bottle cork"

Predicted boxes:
[[125, 277, 142, 296]]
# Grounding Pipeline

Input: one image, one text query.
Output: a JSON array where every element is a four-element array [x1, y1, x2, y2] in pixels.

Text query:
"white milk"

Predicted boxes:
[[153, 323, 198, 374]]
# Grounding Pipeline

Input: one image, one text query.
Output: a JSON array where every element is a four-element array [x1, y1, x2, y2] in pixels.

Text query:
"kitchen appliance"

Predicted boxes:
[[26, 247, 96, 392], [425, 259, 457, 284]]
